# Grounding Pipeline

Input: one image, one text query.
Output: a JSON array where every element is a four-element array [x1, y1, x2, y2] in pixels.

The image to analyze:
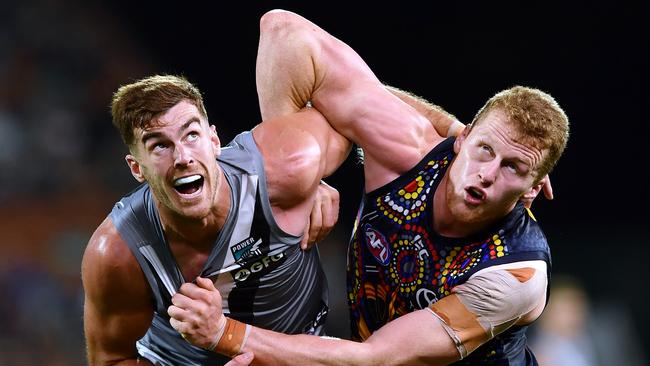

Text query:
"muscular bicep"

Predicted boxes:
[[428, 261, 548, 359], [82, 217, 154, 365], [307, 25, 444, 188], [253, 108, 350, 236]]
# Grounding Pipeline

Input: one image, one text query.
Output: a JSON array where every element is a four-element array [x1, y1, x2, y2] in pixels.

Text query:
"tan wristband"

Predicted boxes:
[[209, 317, 251, 357]]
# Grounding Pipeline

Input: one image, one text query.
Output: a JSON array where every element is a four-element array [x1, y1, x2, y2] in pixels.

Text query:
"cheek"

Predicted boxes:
[[142, 160, 169, 183], [450, 156, 475, 182], [494, 182, 528, 201], [195, 141, 216, 158]]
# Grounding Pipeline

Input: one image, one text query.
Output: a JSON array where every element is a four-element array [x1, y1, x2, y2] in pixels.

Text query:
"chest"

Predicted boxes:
[[356, 218, 510, 304], [169, 241, 212, 282]]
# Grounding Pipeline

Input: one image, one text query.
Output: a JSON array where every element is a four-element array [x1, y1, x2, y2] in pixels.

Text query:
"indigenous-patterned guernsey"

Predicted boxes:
[[111, 132, 328, 366], [347, 137, 551, 365]]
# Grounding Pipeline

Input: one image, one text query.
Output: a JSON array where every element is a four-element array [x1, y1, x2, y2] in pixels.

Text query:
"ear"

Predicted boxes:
[[125, 154, 146, 183], [210, 124, 221, 156], [521, 179, 544, 202], [453, 125, 470, 154]]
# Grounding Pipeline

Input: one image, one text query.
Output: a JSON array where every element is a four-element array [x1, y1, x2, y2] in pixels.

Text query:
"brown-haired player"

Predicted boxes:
[[81, 74, 354, 365], [173, 10, 569, 366]]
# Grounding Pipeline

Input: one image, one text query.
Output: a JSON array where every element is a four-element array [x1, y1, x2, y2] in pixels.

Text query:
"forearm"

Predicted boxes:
[[257, 10, 320, 120], [385, 85, 464, 137], [241, 328, 370, 366], [257, 10, 380, 138], [233, 310, 458, 366], [365, 310, 459, 366], [171, 279, 459, 366]]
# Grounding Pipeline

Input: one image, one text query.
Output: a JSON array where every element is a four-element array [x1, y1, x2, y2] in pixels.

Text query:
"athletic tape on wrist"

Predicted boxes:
[[209, 317, 251, 357]]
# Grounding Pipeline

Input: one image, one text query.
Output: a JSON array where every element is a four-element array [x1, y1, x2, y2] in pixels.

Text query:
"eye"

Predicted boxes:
[[504, 162, 518, 173], [187, 132, 199, 142], [152, 142, 167, 152]]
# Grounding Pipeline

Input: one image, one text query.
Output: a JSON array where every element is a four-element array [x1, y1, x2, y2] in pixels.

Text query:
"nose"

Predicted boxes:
[[173, 144, 194, 167], [478, 160, 498, 186]]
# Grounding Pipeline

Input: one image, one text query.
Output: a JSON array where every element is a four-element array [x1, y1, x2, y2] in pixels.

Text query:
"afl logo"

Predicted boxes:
[[363, 224, 391, 265]]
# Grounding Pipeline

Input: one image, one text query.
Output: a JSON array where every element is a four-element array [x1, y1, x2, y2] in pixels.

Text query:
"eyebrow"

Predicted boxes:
[[141, 118, 202, 145]]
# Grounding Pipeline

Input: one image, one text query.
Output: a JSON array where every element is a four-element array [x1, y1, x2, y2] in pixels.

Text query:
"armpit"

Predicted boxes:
[[427, 265, 547, 359]]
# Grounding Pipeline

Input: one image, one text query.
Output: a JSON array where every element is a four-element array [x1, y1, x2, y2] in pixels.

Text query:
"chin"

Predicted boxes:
[[174, 204, 211, 220], [452, 203, 487, 225]]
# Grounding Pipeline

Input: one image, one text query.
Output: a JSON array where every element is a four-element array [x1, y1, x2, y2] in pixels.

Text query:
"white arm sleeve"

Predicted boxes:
[[428, 260, 547, 358]]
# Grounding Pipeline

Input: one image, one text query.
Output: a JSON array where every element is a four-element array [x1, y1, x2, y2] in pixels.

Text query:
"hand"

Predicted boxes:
[[301, 181, 340, 250], [521, 174, 554, 209], [168, 277, 226, 349], [224, 352, 254, 366]]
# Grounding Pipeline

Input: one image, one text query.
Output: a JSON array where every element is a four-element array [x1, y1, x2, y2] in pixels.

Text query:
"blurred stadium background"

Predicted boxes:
[[1, 1, 647, 365]]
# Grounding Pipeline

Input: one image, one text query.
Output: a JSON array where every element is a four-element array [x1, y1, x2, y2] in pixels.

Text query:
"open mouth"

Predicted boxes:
[[465, 186, 486, 202], [173, 174, 204, 195]]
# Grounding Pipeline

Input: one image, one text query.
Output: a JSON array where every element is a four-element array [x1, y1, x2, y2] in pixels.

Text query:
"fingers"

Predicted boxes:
[[304, 196, 323, 249], [318, 183, 339, 240], [168, 279, 225, 349], [224, 352, 254, 366], [195, 276, 217, 291], [171, 279, 223, 315], [169, 316, 188, 334], [303, 181, 340, 249], [300, 217, 311, 249], [168, 303, 189, 322]]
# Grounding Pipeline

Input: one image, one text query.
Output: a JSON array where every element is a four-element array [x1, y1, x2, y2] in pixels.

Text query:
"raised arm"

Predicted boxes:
[[257, 10, 450, 190], [82, 217, 154, 365]]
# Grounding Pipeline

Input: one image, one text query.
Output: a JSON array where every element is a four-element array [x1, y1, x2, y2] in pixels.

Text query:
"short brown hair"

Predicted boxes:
[[470, 86, 569, 179], [111, 75, 208, 147]]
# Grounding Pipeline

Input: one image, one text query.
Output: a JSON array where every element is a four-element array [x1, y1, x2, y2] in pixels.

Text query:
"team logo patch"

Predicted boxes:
[[363, 224, 391, 265], [231, 237, 263, 263], [233, 252, 285, 282], [415, 288, 439, 309]]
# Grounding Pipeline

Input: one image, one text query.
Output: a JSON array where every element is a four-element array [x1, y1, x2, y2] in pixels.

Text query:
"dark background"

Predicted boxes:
[[1, 1, 647, 364]]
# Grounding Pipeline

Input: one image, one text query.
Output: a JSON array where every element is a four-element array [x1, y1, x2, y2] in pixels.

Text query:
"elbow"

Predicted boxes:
[[260, 9, 303, 36]]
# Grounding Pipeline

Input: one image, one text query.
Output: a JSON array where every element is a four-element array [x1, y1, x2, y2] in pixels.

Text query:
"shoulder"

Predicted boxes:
[[217, 133, 258, 175], [83, 217, 135, 274], [500, 205, 550, 255], [460, 260, 548, 319], [429, 260, 548, 358], [82, 216, 149, 310]]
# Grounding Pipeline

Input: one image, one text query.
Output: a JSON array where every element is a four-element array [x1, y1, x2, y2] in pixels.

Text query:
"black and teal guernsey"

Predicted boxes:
[[110, 132, 328, 365], [347, 137, 551, 365]]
